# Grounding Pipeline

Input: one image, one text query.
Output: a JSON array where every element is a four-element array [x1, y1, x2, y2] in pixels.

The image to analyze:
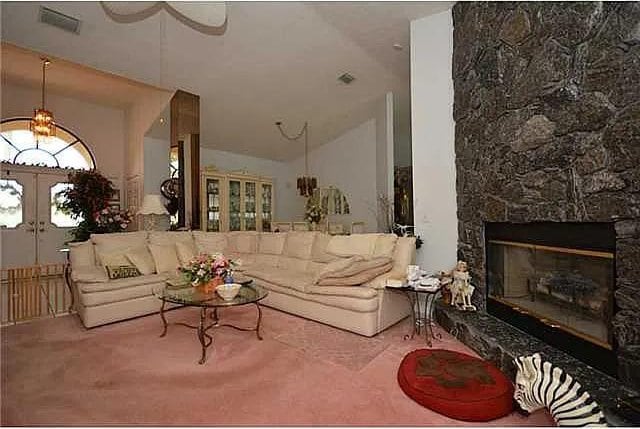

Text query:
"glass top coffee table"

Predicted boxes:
[[153, 278, 268, 364]]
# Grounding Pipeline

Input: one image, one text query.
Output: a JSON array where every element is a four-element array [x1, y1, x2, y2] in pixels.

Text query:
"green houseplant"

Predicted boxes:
[[57, 170, 118, 242]]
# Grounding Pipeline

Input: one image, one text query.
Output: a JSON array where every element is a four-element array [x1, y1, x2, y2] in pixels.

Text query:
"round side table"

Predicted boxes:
[[387, 285, 442, 346]]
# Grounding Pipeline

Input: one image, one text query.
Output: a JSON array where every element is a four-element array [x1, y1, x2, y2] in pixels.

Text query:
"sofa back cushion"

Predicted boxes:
[[392, 236, 416, 274], [149, 231, 194, 246], [254, 253, 280, 268], [258, 233, 286, 255], [283, 231, 316, 260], [69, 241, 95, 267], [373, 234, 398, 258], [193, 231, 228, 255], [227, 232, 259, 254], [326, 234, 378, 258], [278, 256, 309, 272], [311, 233, 338, 263], [148, 243, 181, 274], [91, 231, 148, 265], [175, 241, 197, 265], [125, 246, 157, 275]]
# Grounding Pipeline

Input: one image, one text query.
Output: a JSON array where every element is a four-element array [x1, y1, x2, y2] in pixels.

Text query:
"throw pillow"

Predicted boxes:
[[125, 246, 156, 275], [318, 256, 363, 278], [148, 244, 181, 274], [175, 241, 197, 265], [105, 265, 141, 280]]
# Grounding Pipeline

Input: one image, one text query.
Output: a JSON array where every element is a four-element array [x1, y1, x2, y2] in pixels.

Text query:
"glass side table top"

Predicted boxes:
[[153, 282, 267, 308]]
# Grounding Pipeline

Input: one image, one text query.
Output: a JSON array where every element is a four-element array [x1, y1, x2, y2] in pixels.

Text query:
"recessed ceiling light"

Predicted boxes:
[[338, 73, 355, 85], [393, 43, 404, 51]]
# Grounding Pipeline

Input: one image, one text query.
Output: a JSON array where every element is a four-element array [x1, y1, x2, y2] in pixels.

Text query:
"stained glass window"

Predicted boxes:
[[1, 119, 95, 170]]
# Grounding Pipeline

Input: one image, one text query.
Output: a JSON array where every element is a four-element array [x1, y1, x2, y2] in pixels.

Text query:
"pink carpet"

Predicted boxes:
[[1, 306, 555, 426]]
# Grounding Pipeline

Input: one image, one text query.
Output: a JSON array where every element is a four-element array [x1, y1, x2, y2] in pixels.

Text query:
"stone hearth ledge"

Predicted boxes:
[[436, 302, 638, 426]]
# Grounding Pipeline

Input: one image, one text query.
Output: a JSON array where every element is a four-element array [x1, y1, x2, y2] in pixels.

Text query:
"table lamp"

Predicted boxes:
[[137, 194, 169, 231]]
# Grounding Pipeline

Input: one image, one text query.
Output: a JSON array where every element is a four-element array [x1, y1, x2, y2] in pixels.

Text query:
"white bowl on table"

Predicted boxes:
[[216, 283, 241, 301]]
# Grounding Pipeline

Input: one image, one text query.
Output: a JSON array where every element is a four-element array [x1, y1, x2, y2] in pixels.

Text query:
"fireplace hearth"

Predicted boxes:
[[485, 222, 616, 375]]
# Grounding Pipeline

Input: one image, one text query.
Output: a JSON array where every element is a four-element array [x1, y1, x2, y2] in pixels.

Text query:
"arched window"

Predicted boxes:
[[1, 118, 95, 170]]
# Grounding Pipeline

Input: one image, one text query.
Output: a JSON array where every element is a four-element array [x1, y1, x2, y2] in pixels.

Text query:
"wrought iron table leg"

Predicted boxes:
[[255, 303, 263, 340], [160, 300, 168, 337], [198, 308, 209, 365], [403, 291, 418, 340]]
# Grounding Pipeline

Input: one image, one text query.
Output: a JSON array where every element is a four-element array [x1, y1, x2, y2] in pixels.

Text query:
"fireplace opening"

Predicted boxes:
[[485, 222, 616, 376]]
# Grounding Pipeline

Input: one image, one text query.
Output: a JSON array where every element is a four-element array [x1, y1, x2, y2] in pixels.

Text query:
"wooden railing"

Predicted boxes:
[[1, 264, 72, 326]]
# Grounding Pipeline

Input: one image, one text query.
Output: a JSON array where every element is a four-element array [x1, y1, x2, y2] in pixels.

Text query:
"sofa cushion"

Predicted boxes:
[[79, 273, 169, 294], [79, 281, 159, 307], [373, 234, 398, 258], [227, 232, 259, 254], [148, 244, 180, 274], [175, 241, 197, 265], [96, 250, 131, 267], [244, 266, 314, 293], [363, 270, 407, 289], [91, 231, 148, 251], [258, 233, 286, 255], [283, 232, 316, 260], [125, 246, 156, 275], [149, 231, 194, 246], [307, 285, 378, 299], [320, 256, 392, 279], [318, 256, 364, 278], [71, 265, 109, 283], [69, 241, 95, 267], [317, 261, 393, 286], [327, 234, 378, 258], [253, 253, 280, 268], [277, 256, 309, 272], [392, 236, 416, 274], [192, 231, 228, 255], [310, 233, 338, 263]]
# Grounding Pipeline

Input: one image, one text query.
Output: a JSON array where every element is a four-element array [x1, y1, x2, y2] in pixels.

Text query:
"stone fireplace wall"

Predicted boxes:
[[452, 2, 640, 388]]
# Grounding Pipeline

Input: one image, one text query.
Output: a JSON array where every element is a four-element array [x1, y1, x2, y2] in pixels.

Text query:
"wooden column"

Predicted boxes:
[[170, 90, 200, 229]]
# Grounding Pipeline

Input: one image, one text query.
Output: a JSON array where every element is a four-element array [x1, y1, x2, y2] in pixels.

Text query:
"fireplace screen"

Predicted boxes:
[[487, 240, 614, 348]]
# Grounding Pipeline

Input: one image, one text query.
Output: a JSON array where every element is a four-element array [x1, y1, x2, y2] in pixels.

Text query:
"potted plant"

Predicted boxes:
[[179, 253, 238, 293]]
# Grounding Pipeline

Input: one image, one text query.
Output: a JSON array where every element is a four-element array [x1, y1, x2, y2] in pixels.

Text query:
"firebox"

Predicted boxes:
[[485, 222, 617, 376]]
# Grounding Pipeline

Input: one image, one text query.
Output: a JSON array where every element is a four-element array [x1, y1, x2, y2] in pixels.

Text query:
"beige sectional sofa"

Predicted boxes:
[[69, 230, 415, 336]]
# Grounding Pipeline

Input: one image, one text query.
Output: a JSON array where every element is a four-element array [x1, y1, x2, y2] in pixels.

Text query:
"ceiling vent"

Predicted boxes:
[[338, 73, 355, 85], [39, 7, 81, 34]]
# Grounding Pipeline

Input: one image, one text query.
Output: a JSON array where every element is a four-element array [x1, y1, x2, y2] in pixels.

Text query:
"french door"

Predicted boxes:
[[1, 166, 77, 269]]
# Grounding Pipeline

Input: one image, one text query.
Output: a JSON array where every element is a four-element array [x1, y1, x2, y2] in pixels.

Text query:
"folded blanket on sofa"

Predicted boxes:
[[315, 256, 393, 286]]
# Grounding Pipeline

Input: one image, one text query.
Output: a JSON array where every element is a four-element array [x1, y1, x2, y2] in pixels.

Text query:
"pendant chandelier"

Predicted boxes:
[[276, 120, 317, 197], [30, 58, 56, 139]]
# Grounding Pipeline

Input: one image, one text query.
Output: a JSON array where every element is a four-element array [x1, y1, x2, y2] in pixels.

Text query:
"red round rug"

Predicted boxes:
[[397, 349, 514, 422]]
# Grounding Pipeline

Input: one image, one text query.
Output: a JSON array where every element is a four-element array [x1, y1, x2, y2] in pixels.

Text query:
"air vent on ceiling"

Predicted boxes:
[[338, 73, 355, 85], [39, 7, 81, 34]]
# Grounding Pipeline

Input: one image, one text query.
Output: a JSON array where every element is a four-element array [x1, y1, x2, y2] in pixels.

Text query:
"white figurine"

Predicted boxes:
[[450, 260, 476, 311]]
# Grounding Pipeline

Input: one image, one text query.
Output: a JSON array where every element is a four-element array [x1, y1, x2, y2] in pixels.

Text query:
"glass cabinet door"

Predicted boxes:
[[244, 181, 257, 231], [261, 183, 273, 232], [205, 178, 221, 232], [228, 180, 241, 231]]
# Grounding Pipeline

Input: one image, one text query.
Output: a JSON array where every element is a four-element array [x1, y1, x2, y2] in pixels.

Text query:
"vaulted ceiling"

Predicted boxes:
[[1, 1, 452, 161]]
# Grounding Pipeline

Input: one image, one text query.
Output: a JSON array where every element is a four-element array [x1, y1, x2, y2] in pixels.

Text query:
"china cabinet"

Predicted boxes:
[[200, 168, 274, 232]]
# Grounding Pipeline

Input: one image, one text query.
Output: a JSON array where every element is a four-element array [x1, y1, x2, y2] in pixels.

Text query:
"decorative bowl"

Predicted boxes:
[[216, 283, 241, 301]]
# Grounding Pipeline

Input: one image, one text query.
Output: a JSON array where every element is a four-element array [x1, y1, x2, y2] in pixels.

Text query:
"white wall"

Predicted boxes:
[[410, 9, 458, 273], [143, 136, 170, 195], [1, 82, 126, 188], [286, 118, 379, 231]]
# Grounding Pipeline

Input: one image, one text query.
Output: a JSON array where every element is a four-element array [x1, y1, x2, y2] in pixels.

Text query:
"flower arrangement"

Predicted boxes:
[[95, 207, 133, 233], [179, 253, 236, 286], [305, 197, 324, 224]]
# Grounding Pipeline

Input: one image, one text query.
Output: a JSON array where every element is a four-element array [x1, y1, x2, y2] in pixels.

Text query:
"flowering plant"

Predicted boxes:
[[94, 207, 133, 233], [179, 253, 236, 286], [305, 197, 324, 224]]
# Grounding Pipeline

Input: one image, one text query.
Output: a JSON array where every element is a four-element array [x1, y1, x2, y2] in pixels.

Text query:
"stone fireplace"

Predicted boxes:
[[450, 2, 640, 391]]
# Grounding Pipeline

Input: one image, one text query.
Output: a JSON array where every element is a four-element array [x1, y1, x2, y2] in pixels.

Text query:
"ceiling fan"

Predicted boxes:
[[100, 1, 227, 35]]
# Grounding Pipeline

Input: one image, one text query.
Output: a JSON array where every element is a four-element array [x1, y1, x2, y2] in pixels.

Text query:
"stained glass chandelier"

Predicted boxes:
[[275, 120, 317, 197], [30, 58, 56, 139]]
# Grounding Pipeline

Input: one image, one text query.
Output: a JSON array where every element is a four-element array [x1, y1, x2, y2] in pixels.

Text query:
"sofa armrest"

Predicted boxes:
[[71, 265, 109, 284], [364, 270, 406, 290]]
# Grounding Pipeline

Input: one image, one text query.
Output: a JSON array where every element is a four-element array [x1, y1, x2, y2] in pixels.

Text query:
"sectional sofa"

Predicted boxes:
[[69, 230, 415, 336]]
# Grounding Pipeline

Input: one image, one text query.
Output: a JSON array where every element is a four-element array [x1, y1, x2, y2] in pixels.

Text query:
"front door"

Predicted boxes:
[[1, 166, 78, 269]]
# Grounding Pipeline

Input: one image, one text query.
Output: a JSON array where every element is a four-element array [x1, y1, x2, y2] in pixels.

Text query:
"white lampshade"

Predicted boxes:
[[137, 194, 168, 215]]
